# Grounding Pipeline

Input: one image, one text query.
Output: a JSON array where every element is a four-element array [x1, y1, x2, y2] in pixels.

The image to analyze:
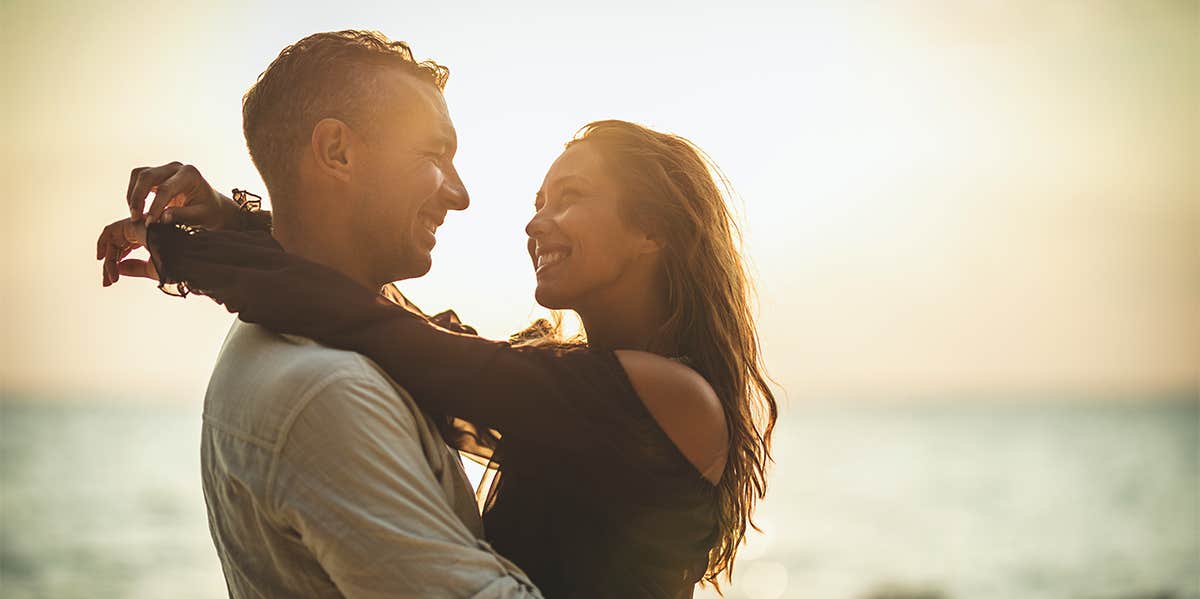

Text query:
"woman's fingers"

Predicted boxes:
[[161, 203, 209, 226], [146, 164, 208, 225], [103, 241, 136, 286], [145, 168, 187, 224], [127, 161, 183, 221], [97, 218, 146, 286], [116, 258, 157, 280], [96, 217, 143, 258], [95, 224, 108, 261], [126, 166, 146, 215]]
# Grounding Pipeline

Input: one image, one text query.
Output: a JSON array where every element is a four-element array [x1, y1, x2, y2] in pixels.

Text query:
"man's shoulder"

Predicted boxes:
[[203, 320, 409, 445], [210, 319, 388, 393]]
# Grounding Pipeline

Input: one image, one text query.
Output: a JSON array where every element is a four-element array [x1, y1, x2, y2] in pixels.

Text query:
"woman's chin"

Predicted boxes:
[[533, 285, 572, 310]]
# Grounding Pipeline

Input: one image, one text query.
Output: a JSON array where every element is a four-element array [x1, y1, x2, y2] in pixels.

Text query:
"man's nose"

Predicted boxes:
[[525, 212, 551, 238], [441, 168, 469, 211]]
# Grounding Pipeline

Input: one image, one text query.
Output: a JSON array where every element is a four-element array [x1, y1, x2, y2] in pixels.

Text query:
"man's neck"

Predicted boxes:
[[271, 213, 381, 291]]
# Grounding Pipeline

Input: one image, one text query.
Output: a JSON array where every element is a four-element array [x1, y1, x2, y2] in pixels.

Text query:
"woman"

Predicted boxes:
[[115, 120, 776, 597]]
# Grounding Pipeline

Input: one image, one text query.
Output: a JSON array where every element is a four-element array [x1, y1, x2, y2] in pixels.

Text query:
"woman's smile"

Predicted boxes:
[[534, 244, 572, 275]]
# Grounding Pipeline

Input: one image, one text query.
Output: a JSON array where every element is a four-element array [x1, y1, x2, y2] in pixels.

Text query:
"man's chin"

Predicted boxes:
[[408, 255, 433, 279], [389, 253, 433, 282]]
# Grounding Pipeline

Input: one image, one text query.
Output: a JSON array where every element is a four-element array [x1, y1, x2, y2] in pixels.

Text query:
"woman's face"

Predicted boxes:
[[526, 143, 654, 310]]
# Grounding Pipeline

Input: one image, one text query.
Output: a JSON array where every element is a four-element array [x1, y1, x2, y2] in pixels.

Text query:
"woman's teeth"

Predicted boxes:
[[420, 216, 438, 235], [537, 251, 569, 271]]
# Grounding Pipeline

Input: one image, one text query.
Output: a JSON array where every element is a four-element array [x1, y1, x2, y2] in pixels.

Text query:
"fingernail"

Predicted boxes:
[[162, 210, 173, 224]]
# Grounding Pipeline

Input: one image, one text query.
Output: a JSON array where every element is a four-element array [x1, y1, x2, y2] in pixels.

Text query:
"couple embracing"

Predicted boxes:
[[97, 30, 776, 599]]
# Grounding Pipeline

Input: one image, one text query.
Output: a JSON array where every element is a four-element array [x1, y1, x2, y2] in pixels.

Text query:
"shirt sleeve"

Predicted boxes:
[[267, 365, 542, 599]]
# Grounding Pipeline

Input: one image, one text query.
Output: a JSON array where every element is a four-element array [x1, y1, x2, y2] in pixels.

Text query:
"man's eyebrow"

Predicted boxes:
[[551, 175, 591, 188], [534, 190, 545, 206], [420, 122, 455, 149], [431, 133, 455, 151]]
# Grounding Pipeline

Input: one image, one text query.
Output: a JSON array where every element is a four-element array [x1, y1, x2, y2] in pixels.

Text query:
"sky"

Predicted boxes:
[[1, 0, 1196, 403]]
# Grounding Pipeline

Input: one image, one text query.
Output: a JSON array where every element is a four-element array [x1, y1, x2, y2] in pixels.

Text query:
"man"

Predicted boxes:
[[96, 30, 541, 598]]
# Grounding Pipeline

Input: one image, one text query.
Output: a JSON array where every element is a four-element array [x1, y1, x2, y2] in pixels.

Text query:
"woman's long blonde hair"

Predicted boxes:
[[516, 120, 778, 587]]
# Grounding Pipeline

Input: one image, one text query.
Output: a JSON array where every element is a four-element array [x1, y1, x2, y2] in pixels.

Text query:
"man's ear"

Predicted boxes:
[[309, 118, 358, 183]]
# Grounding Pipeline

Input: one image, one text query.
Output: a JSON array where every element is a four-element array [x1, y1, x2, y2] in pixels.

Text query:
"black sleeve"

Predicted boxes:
[[326, 306, 643, 458], [238, 209, 273, 233]]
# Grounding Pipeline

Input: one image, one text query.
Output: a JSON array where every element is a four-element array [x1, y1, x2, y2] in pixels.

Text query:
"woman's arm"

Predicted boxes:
[[148, 226, 691, 457], [348, 315, 727, 481]]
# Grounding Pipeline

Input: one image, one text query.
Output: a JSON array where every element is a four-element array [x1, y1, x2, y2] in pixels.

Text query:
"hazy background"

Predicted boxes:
[[2, 0, 1195, 400], [1, 1, 1196, 598]]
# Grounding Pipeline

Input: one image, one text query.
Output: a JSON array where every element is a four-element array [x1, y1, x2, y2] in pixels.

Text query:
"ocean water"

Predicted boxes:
[[1, 395, 1196, 599]]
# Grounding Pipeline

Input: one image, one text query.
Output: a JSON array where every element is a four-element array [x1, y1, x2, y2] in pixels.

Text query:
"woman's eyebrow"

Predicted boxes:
[[542, 176, 592, 199], [535, 175, 593, 207]]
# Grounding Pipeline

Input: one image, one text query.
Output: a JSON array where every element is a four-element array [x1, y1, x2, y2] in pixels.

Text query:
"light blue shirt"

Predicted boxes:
[[201, 320, 540, 598]]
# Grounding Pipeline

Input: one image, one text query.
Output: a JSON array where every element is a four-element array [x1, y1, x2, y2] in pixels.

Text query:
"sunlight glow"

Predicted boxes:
[[2, 0, 1195, 402]]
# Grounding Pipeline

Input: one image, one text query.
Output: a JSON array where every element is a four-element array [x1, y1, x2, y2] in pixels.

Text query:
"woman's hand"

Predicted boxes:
[[127, 162, 240, 228], [96, 217, 153, 286], [97, 162, 243, 286]]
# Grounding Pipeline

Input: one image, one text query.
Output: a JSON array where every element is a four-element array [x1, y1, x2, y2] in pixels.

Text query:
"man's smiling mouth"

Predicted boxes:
[[418, 213, 442, 236]]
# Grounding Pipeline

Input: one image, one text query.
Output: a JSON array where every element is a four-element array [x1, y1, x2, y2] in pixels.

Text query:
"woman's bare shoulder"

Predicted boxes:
[[613, 350, 729, 484]]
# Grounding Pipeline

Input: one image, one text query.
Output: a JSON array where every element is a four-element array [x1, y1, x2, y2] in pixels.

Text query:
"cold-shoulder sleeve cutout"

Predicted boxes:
[[613, 350, 729, 484]]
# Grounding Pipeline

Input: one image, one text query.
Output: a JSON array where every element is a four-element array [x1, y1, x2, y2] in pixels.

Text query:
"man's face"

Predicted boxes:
[[353, 71, 468, 283]]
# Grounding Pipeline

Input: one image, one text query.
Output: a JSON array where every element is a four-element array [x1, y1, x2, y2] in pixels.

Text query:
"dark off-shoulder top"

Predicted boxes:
[[361, 328, 722, 599], [462, 348, 720, 599]]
